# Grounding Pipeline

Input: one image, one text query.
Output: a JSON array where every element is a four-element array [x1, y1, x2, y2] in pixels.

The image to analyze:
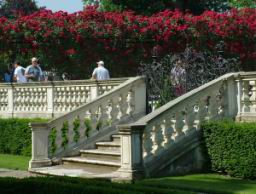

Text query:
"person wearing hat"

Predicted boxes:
[[92, 60, 110, 80], [25, 57, 44, 82]]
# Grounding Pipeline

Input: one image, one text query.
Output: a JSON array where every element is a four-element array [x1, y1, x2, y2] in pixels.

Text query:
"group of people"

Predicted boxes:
[[3, 58, 110, 83], [4, 57, 44, 83]]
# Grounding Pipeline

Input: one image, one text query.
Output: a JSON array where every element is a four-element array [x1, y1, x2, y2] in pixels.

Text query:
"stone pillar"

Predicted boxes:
[[117, 124, 145, 181], [29, 123, 52, 169], [235, 77, 243, 121], [133, 79, 147, 117], [90, 83, 99, 100], [7, 86, 14, 117], [226, 77, 238, 118], [47, 84, 54, 118]]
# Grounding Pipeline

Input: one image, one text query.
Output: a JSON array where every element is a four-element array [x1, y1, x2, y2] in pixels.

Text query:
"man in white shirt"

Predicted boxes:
[[92, 61, 110, 80], [13, 61, 27, 83]]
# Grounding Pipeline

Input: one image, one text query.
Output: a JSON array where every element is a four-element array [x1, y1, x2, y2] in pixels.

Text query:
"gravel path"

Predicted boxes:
[[0, 168, 43, 178]]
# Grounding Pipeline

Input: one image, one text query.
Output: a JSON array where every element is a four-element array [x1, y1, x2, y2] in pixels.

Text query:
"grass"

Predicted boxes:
[[0, 154, 256, 194], [139, 174, 256, 194], [0, 154, 30, 170]]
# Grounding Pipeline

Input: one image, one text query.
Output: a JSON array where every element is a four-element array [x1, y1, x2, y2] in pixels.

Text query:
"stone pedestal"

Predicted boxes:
[[117, 124, 145, 180], [29, 123, 52, 169]]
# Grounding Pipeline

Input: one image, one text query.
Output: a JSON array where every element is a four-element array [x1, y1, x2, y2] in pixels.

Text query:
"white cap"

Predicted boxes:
[[31, 57, 38, 62], [97, 61, 104, 66]]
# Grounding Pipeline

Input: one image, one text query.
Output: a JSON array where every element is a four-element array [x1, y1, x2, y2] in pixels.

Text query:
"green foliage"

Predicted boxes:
[[84, 0, 232, 15], [61, 121, 69, 149], [49, 127, 57, 155], [73, 118, 80, 143], [0, 118, 47, 156], [229, 0, 256, 8], [202, 120, 256, 179], [96, 120, 103, 131], [84, 118, 92, 137], [0, 0, 39, 18], [0, 176, 196, 194]]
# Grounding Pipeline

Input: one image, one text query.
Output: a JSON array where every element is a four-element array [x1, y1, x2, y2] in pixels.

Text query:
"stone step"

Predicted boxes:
[[111, 134, 120, 143], [80, 149, 121, 162], [96, 142, 120, 151], [62, 157, 121, 172], [29, 165, 120, 179]]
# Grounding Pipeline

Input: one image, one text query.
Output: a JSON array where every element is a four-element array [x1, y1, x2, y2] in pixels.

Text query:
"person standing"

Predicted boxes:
[[13, 61, 27, 83], [25, 57, 43, 82], [91, 61, 110, 80], [4, 69, 12, 83], [170, 59, 186, 96]]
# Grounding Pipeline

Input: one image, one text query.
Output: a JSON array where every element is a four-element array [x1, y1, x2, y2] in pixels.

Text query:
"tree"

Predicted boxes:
[[83, 0, 231, 15], [0, 0, 39, 18], [229, 0, 256, 8]]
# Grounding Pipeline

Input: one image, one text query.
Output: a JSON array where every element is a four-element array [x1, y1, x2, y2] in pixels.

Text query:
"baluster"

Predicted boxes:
[[88, 108, 97, 133], [97, 103, 107, 129], [143, 124, 154, 162], [241, 80, 250, 113], [81, 87, 86, 104], [127, 89, 135, 116], [217, 84, 227, 117], [118, 93, 128, 120], [174, 110, 185, 139], [152, 121, 164, 154], [197, 98, 208, 128], [38, 88, 42, 111], [249, 80, 256, 113], [55, 125, 63, 151], [208, 92, 219, 120], [68, 120, 74, 145], [78, 116, 85, 138], [43, 88, 47, 111], [71, 87, 76, 109], [61, 87, 66, 112], [110, 97, 119, 124], [163, 116, 175, 147], [86, 87, 91, 102], [185, 104, 196, 134], [57, 88, 61, 112]]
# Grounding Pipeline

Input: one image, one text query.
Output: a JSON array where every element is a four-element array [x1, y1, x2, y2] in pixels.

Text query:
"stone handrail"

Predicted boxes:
[[29, 76, 146, 168], [117, 72, 241, 179], [0, 78, 128, 118]]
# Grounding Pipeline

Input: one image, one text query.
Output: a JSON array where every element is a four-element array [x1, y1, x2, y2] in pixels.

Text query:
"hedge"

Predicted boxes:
[[0, 118, 47, 157], [202, 120, 256, 179], [0, 176, 193, 194]]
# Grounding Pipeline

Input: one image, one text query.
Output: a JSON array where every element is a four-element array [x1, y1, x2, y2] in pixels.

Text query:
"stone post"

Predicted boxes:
[[235, 76, 243, 121], [133, 78, 147, 117], [29, 123, 52, 169], [117, 124, 145, 181], [7, 86, 14, 117], [225, 77, 238, 118], [47, 83, 54, 118], [90, 82, 99, 100]]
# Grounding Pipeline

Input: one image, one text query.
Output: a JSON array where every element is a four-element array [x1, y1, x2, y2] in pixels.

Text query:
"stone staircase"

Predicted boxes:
[[28, 72, 256, 181]]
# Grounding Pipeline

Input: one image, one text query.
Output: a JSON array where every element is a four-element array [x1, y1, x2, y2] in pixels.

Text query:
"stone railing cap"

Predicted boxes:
[[134, 72, 241, 124]]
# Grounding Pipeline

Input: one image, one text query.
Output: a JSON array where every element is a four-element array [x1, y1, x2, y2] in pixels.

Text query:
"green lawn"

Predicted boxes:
[[0, 154, 30, 170], [0, 154, 256, 194], [139, 174, 256, 194]]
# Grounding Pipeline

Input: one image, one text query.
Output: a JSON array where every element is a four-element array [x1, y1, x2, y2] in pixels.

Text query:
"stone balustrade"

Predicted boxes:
[[0, 78, 127, 118], [118, 72, 256, 180], [29, 77, 146, 168]]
